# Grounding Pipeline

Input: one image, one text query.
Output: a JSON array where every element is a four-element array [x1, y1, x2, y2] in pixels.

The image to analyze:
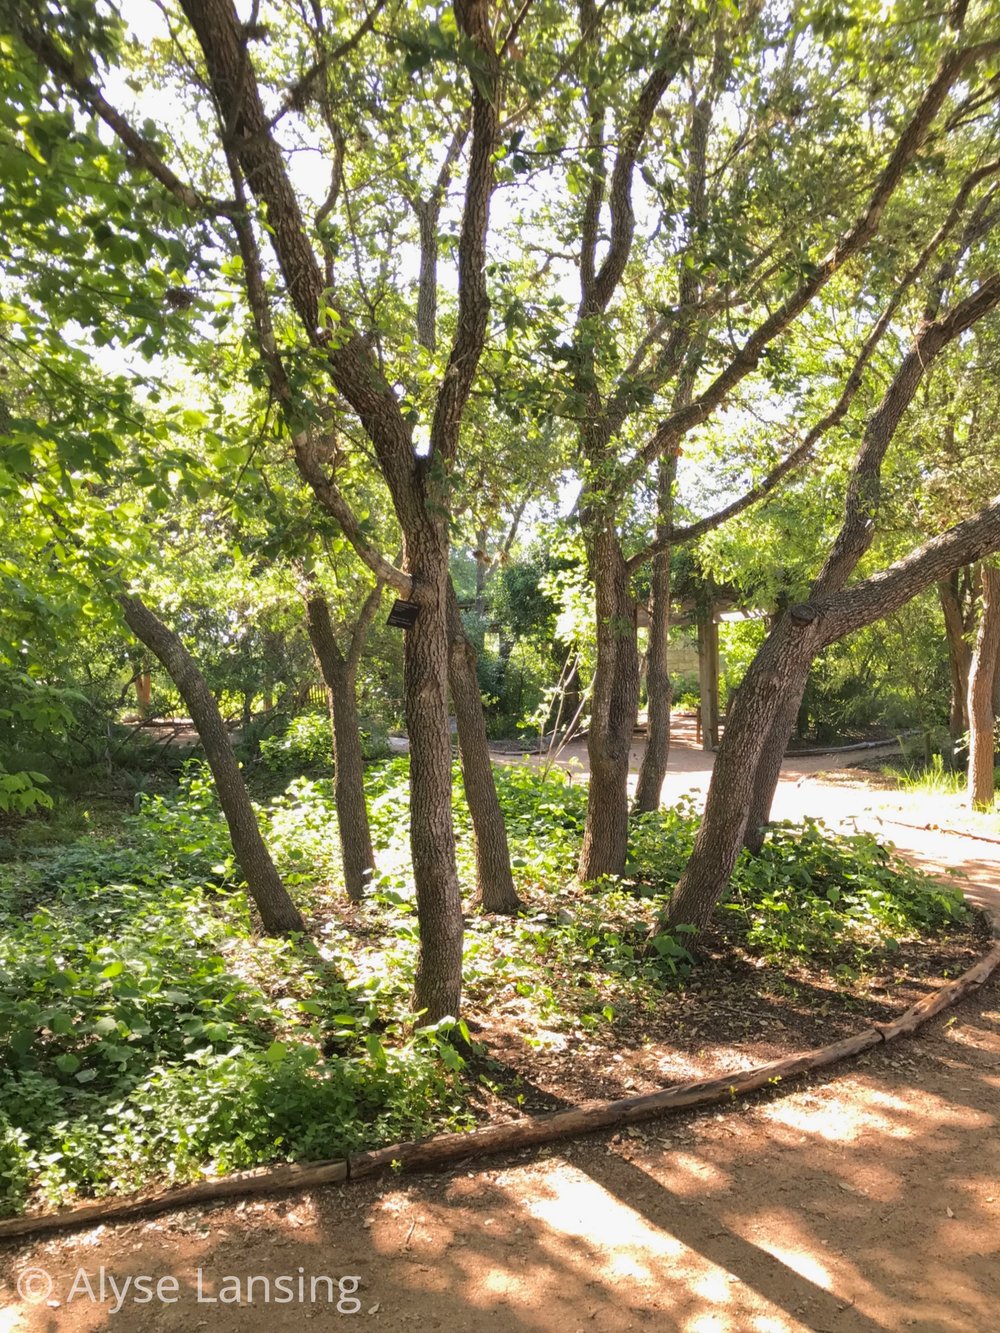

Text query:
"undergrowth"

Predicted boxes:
[[0, 759, 970, 1216]]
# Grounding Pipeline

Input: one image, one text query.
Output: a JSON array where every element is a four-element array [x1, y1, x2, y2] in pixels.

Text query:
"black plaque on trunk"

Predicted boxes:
[[386, 599, 420, 630]]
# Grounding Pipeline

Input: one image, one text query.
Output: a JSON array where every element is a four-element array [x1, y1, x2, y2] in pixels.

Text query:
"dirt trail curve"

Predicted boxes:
[[3, 728, 999, 1332]]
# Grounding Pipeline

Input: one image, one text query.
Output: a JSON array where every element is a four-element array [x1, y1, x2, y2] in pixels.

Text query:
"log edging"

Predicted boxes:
[[3, 934, 999, 1242]]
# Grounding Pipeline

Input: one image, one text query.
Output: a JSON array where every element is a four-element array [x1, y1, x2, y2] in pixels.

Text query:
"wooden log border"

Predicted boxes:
[[3, 937, 999, 1243]]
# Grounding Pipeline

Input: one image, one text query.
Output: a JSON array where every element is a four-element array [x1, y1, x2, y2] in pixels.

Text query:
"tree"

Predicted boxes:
[[304, 579, 383, 900], [554, 9, 1000, 877], [119, 592, 307, 933], [668, 276, 1000, 931], [5, 0, 513, 1019], [967, 562, 1000, 810]]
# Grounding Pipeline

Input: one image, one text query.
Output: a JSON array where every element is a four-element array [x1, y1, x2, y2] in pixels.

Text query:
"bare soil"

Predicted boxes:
[[3, 729, 999, 1332]]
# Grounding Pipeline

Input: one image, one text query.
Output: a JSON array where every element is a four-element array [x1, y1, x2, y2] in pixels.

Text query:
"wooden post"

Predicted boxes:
[[134, 670, 152, 716]]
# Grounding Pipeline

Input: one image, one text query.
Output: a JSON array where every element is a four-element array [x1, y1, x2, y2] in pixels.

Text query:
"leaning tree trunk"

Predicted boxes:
[[668, 611, 823, 929], [940, 575, 972, 740], [405, 536, 465, 1021], [634, 455, 676, 814], [305, 594, 376, 902], [705, 278, 1000, 873], [446, 584, 521, 914], [579, 529, 641, 881], [967, 563, 1000, 811], [118, 594, 305, 935], [742, 665, 810, 854]]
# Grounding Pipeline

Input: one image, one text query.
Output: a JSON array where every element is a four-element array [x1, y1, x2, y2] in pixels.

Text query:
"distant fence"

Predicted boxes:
[[305, 683, 327, 711]]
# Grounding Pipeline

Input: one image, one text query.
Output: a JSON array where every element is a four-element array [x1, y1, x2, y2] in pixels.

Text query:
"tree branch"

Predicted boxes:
[[625, 162, 1000, 571], [11, 15, 237, 216], [428, 0, 501, 462], [810, 495, 1000, 648], [630, 38, 1000, 480], [347, 578, 386, 673], [815, 272, 1000, 593]]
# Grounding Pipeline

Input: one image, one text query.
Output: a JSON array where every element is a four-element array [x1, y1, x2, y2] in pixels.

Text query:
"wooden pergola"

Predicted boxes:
[[638, 597, 767, 751]]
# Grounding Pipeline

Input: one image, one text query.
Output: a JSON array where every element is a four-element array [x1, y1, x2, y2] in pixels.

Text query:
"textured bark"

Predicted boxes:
[[940, 575, 972, 738], [668, 277, 1000, 929], [742, 672, 808, 855], [304, 590, 380, 901], [405, 541, 465, 1020], [634, 455, 676, 813], [118, 594, 305, 935], [670, 494, 1000, 929], [446, 584, 521, 914], [968, 563, 1000, 811], [579, 530, 640, 880]]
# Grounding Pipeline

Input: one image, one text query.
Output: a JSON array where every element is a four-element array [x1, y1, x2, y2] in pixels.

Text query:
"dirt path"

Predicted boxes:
[[3, 735, 999, 1332]]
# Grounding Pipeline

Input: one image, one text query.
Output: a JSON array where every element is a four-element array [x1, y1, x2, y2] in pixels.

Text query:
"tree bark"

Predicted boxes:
[[968, 562, 1000, 810], [668, 492, 1000, 929], [579, 529, 640, 880], [940, 574, 972, 738], [674, 279, 1000, 898], [446, 583, 521, 914], [118, 593, 305, 935], [742, 669, 808, 854], [634, 455, 675, 813], [304, 590, 379, 901], [405, 540, 466, 1020], [134, 669, 152, 715]]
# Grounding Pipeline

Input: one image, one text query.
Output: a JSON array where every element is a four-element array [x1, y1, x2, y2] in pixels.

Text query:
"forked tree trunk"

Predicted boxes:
[[579, 530, 640, 881], [446, 584, 521, 914], [940, 575, 972, 739], [967, 563, 1000, 811], [634, 455, 676, 814], [304, 592, 377, 901], [668, 276, 1000, 930], [119, 593, 305, 935], [405, 539, 465, 1020]]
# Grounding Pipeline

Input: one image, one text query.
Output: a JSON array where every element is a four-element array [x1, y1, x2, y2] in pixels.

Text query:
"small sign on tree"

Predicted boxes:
[[386, 599, 420, 630]]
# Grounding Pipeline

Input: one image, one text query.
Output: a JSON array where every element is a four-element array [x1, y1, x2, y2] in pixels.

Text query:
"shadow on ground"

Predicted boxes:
[[3, 972, 998, 1333]]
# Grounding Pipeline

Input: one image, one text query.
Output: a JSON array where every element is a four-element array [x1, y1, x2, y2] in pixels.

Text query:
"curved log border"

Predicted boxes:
[[2, 936, 999, 1242]]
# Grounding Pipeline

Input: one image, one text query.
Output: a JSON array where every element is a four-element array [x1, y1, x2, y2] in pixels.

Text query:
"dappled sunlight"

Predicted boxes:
[[655, 1150, 731, 1198], [759, 1090, 918, 1144], [751, 1233, 834, 1290]]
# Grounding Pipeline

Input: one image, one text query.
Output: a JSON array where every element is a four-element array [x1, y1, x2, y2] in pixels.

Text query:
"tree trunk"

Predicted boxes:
[[668, 613, 822, 929], [405, 541, 465, 1021], [678, 282, 1000, 906], [697, 605, 720, 750], [304, 594, 376, 901], [118, 593, 305, 935], [940, 575, 971, 739], [634, 456, 675, 814], [579, 530, 640, 880], [742, 666, 809, 854], [967, 563, 1000, 811], [446, 583, 521, 914], [669, 489, 1000, 932]]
